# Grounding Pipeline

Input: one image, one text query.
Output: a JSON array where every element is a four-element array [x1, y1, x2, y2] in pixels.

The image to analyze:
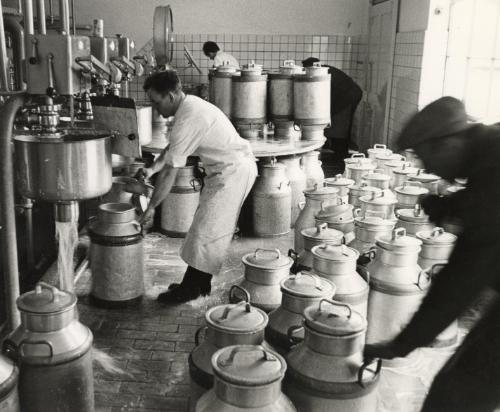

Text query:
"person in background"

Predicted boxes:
[[139, 70, 256, 304], [302, 57, 362, 159], [203, 41, 240, 68], [364, 96, 500, 411]]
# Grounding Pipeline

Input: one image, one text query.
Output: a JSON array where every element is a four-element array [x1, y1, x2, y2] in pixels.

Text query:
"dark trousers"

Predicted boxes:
[[422, 296, 500, 411]]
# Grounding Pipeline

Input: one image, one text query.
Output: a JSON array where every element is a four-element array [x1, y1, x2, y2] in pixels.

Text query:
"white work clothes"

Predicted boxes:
[[213, 50, 240, 68], [165, 95, 257, 275]]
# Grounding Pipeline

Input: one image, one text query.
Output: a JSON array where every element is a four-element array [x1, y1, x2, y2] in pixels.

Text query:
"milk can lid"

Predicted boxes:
[[304, 185, 339, 197], [393, 165, 419, 175], [395, 182, 429, 196], [17, 283, 76, 314], [416, 227, 457, 244], [212, 345, 286, 386], [242, 248, 292, 269], [396, 205, 430, 223], [281, 271, 336, 298], [311, 244, 359, 262], [304, 299, 366, 336], [359, 190, 397, 205], [324, 174, 355, 187], [355, 214, 395, 228], [375, 228, 422, 250], [316, 203, 353, 220], [301, 223, 344, 241], [408, 169, 440, 182]]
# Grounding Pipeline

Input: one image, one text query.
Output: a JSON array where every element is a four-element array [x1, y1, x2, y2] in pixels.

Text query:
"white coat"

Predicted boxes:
[[164, 95, 257, 275]]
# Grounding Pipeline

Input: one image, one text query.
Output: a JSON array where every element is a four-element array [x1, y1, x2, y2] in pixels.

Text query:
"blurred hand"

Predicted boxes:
[[135, 167, 153, 182], [139, 207, 155, 226], [363, 341, 403, 361]]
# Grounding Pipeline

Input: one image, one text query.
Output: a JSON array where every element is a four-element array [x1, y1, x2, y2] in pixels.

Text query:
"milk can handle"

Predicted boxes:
[[416, 267, 434, 290], [430, 227, 445, 238], [19, 339, 55, 358], [293, 122, 301, 131], [358, 358, 382, 388], [413, 203, 422, 216], [316, 222, 328, 233], [287, 325, 305, 345], [132, 221, 144, 237], [279, 180, 290, 190], [428, 263, 447, 278], [254, 248, 281, 260], [288, 248, 298, 263], [2, 339, 19, 360], [374, 144, 386, 149], [194, 326, 208, 346], [392, 227, 406, 240], [220, 345, 277, 366], [190, 178, 203, 191], [228, 285, 251, 310], [318, 299, 352, 319], [351, 153, 366, 159], [298, 201, 306, 211], [36, 281, 62, 303], [293, 271, 323, 290]]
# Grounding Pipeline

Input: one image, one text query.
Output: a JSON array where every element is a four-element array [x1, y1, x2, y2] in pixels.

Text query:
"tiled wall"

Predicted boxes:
[[129, 33, 368, 103], [387, 31, 425, 147]]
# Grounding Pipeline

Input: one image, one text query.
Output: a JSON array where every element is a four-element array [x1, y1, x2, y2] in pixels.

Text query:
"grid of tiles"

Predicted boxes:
[[387, 31, 425, 147], [128, 33, 368, 102]]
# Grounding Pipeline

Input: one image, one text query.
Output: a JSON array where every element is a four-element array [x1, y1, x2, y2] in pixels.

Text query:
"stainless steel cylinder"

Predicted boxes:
[[211, 65, 237, 118]]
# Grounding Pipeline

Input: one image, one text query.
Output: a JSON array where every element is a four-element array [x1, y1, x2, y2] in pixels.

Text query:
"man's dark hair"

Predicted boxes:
[[203, 41, 220, 55], [143, 70, 182, 95], [302, 57, 321, 67]]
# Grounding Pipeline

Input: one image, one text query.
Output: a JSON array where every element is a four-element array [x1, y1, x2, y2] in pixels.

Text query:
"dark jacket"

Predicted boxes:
[[325, 65, 363, 116], [395, 125, 500, 378]]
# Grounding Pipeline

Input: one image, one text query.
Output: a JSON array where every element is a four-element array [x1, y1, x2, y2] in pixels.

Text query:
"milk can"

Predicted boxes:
[[252, 160, 292, 237], [268, 60, 303, 138], [195, 345, 295, 412], [408, 169, 440, 195], [361, 169, 391, 190], [315, 202, 355, 244], [392, 164, 419, 189], [366, 229, 429, 352], [396, 204, 435, 237], [161, 164, 202, 237], [294, 185, 339, 251], [211, 63, 238, 118], [284, 300, 381, 412], [266, 272, 336, 353], [311, 244, 369, 317], [0, 355, 19, 411], [189, 286, 269, 411], [302, 150, 324, 189], [402, 148, 424, 169], [4, 283, 94, 412], [374, 150, 402, 169], [298, 223, 344, 268], [348, 183, 381, 209], [394, 181, 429, 210], [324, 174, 354, 204], [345, 159, 376, 184], [349, 213, 396, 255], [383, 159, 412, 188], [294, 63, 331, 140], [359, 190, 397, 220], [238, 248, 294, 312], [89, 203, 144, 306], [232, 63, 267, 139], [280, 156, 307, 227], [367, 143, 390, 160], [343, 153, 373, 176]]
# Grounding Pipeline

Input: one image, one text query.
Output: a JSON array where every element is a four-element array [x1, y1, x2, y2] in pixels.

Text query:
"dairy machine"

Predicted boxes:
[[0, 0, 150, 331]]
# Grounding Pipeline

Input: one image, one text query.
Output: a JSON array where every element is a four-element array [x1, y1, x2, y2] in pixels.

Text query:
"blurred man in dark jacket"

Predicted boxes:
[[364, 96, 500, 411], [302, 57, 362, 158]]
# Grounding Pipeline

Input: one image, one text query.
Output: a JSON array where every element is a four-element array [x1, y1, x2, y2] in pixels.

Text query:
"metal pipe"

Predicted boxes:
[[36, 0, 46, 34], [0, 0, 11, 91], [23, 198, 35, 272], [22, 0, 34, 36], [4, 15, 25, 91], [58, 0, 70, 34], [54, 201, 79, 223], [48, 0, 54, 24], [0, 92, 27, 331], [70, 0, 75, 35]]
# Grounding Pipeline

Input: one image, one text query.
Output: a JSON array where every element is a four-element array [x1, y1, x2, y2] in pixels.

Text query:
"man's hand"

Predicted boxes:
[[139, 207, 155, 226], [135, 167, 154, 182], [363, 341, 405, 361]]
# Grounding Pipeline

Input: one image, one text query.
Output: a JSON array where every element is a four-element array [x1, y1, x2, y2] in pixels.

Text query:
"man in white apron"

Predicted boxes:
[[139, 70, 257, 304]]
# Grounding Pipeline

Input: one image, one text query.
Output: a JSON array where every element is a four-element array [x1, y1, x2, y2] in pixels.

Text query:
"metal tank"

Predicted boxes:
[[189, 286, 269, 411], [345, 159, 376, 185], [293, 63, 331, 140], [348, 183, 381, 209], [231, 62, 267, 139], [0, 354, 19, 411], [161, 165, 202, 237], [367, 144, 390, 160], [298, 223, 344, 269], [279, 156, 307, 227], [285, 300, 380, 412], [359, 190, 397, 220], [252, 160, 291, 237], [268, 60, 303, 139], [349, 213, 396, 255], [302, 150, 324, 189], [195, 345, 295, 412], [361, 169, 391, 190], [4, 283, 94, 412], [266, 272, 336, 354], [89, 203, 144, 306], [315, 202, 356, 244], [395, 204, 435, 237], [394, 181, 429, 210], [210, 63, 237, 118], [324, 174, 354, 204], [408, 169, 441, 195]]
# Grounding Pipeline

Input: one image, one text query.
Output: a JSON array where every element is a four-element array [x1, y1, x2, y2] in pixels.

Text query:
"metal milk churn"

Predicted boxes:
[[345, 159, 376, 185], [302, 150, 324, 189], [0, 354, 19, 411], [189, 286, 269, 411], [89, 203, 144, 306], [293, 62, 331, 140], [348, 183, 381, 209], [195, 345, 295, 412], [408, 169, 441, 195], [374, 150, 402, 170], [284, 300, 381, 412], [396, 204, 435, 237], [402, 148, 424, 169], [161, 164, 202, 237], [361, 169, 391, 190], [4, 283, 94, 412], [294, 185, 339, 252], [343, 153, 373, 176], [252, 160, 292, 237], [266, 272, 336, 354], [383, 159, 412, 188], [237, 248, 294, 312], [365, 229, 429, 354], [298, 223, 344, 269], [324, 174, 354, 204], [315, 202, 355, 244], [349, 213, 396, 255], [279, 155, 307, 227], [231, 62, 267, 139], [268, 60, 303, 139], [392, 164, 419, 190], [211, 63, 237, 118], [367, 144, 390, 160], [394, 181, 429, 210], [311, 245, 369, 317], [359, 189, 397, 220]]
